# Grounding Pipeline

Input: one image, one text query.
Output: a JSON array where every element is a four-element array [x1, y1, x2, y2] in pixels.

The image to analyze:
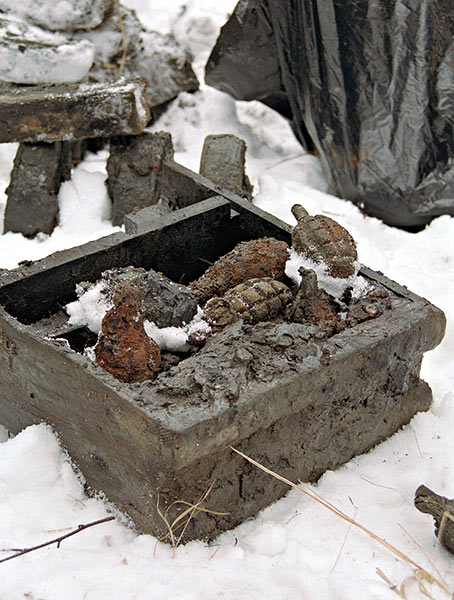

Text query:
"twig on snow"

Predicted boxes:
[[0, 516, 115, 565]]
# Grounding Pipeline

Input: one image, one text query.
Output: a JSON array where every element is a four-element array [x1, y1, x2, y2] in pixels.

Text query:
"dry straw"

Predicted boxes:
[[231, 446, 453, 599], [157, 483, 229, 553]]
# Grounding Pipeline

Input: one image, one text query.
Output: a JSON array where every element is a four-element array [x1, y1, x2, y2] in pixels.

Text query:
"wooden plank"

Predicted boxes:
[[0, 79, 150, 143]]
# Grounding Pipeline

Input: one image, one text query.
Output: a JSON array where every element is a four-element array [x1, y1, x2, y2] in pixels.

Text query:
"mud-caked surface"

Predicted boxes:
[[107, 132, 174, 226], [4, 141, 72, 236], [149, 320, 322, 405], [100, 266, 198, 328], [199, 134, 253, 200]]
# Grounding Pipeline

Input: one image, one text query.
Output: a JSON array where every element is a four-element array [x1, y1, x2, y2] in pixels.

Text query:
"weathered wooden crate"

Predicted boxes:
[[0, 165, 446, 542]]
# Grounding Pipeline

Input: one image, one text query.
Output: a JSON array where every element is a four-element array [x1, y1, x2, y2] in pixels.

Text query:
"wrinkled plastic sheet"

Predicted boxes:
[[206, 0, 454, 227]]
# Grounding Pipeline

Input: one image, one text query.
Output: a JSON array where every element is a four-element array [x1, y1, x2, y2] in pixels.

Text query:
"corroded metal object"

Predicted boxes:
[[346, 289, 392, 326], [415, 485, 454, 554], [204, 277, 293, 330], [95, 283, 161, 383], [291, 204, 358, 278], [189, 237, 289, 303], [287, 267, 344, 336]]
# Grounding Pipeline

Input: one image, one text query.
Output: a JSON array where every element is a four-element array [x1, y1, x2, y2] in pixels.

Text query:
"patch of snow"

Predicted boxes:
[[0, 148, 120, 269], [286, 248, 359, 301], [0, 0, 111, 31], [66, 281, 112, 334], [144, 306, 211, 352], [0, 15, 95, 83]]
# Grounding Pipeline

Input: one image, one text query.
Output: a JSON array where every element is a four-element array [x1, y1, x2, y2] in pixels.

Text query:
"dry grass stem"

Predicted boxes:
[[359, 475, 399, 492], [265, 153, 306, 170], [156, 483, 229, 553], [398, 523, 448, 592], [376, 567, 408, 598], [438, 511, 454, 547], [230, 446, 452, 597], [331, 509, 356, 573], [412, 428, 424, 460]]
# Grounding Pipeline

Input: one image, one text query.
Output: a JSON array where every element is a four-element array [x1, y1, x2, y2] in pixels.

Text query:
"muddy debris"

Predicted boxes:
[[287, 267, 344, 336], [150, 320, 322, 404], [415, 485, 454, 555], [291, 204, 358, 278], [86, 265, 198, 329], [204, 277, 293, 331], [346, 289, 392, 327], [94, 283, 161, 383], [189, 237, 289, 303]]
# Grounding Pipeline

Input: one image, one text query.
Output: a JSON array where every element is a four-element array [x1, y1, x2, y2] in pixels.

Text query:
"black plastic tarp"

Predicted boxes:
[[205, 0, 454, 227]]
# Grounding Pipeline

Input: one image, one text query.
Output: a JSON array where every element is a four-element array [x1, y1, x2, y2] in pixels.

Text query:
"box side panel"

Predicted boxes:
[[151, 373, 431, 542]]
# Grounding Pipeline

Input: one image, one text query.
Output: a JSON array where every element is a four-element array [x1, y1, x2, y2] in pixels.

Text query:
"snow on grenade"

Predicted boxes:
[[291, 204, 358, 278], [0, 165, 446, 543]]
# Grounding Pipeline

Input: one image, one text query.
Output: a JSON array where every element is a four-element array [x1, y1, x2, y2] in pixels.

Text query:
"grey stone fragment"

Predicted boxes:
[[0, 0, 113, 32], [72, 5, 143, 68], [101, 266, 198, 328], [199, 134, 253, 200], [0, 79, 150, 143], [107, 131, 174, 226], [3, 141, 73, 237]]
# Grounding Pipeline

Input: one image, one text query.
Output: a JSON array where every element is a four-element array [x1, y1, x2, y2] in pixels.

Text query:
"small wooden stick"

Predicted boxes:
[[0, 516, 115, 565], [115, 0, 128, 77]]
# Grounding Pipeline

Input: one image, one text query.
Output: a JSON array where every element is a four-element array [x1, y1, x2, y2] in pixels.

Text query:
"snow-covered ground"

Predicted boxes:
[[0, 1, 453, 598]]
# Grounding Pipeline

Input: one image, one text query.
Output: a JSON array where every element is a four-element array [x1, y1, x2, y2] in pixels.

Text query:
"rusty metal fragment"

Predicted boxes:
[[0, 79, 150, 143], [346, 289, 392, 326], [94, 283, 161, 383], [287, 267, 344, 336], [291, 204, 358, 278]]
